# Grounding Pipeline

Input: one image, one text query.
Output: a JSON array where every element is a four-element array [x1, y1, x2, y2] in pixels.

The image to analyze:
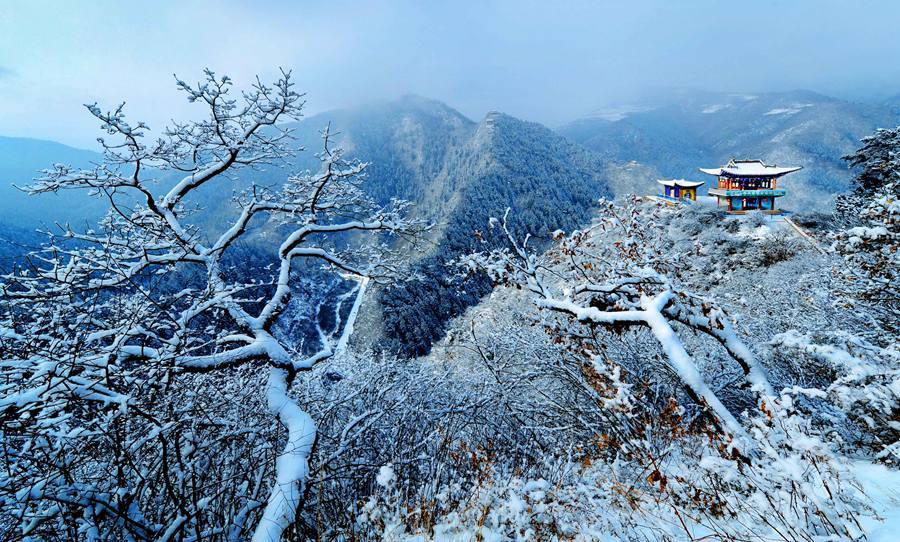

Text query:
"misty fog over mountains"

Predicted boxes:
[[4, 88, 898, 232], [4, 87, 897, 357]]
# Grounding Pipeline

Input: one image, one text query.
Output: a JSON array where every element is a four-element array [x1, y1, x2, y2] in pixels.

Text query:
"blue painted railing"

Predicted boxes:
[[713, 189, 786, 197]]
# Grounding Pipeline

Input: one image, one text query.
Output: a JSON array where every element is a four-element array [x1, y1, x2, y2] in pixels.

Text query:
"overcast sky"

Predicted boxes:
[[2, 0, 900, 148]]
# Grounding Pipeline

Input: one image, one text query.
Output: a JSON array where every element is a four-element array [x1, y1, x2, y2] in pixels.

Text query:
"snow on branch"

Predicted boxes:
[[0, 69, 421, 541], [464, 200, 777, 440]]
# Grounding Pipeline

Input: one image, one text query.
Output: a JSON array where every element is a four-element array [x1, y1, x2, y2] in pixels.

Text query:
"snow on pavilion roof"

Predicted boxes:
[[698, 159, 803, 177], [657, 179, 705, 188]]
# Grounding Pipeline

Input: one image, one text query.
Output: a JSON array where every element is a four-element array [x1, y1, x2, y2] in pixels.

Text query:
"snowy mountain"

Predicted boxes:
[[4, 91, 894, 356], [376, 110, 619, 356], [285, 95, 477, 209], [559, 89, 900, 210], [0, 97, 630, 357], [282, 98, 622, 356], [4, 74, 899, 542], [0, 136, 107, 228], [401, 199, 900, 540]]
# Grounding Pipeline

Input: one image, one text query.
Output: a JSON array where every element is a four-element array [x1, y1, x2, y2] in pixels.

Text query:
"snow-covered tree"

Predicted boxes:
[[843, 127, 900, 195], [0, 69, 418, 541], [465, 199, 774, 437], [765, 127, 900, 465], [454, 198, 870, 540], [833, 127, 900, 338]]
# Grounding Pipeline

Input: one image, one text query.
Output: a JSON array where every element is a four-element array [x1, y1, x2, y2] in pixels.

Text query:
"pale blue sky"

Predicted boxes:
[[2, 0, 899, 147]]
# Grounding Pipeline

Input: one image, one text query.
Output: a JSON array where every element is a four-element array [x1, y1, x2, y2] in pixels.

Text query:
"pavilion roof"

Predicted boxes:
[[698, 159, 802, 178], [657, 179, 705, 188]]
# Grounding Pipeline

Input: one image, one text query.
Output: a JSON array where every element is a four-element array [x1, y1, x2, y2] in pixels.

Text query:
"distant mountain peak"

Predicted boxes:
[[481, 110, 517, 125], [559, 88, 900, 212], [395, 93, 450, 107], [0, 135, 105, 227], [359, 94, 475, 126]]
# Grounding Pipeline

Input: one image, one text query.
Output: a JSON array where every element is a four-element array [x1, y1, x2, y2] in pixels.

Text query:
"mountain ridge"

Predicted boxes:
[[558, 89, 900, 210], [285, 101, 618, 356], [4, 90, 896, 354], [0, 135, 107, 228]]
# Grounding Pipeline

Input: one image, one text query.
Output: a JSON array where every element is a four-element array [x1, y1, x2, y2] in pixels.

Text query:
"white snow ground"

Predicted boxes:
[[854, 461, 900, 541]]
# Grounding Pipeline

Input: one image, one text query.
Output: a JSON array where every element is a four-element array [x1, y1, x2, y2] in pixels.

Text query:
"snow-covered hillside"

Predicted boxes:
[[349, 199, 899, 541], [2, 71, 898, 541], [560, 90, 900, 211]]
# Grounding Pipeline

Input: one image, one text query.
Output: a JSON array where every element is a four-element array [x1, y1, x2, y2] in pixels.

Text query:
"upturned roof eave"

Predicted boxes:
[[698, 164, 803, 177], [657, 179, 705, 188]]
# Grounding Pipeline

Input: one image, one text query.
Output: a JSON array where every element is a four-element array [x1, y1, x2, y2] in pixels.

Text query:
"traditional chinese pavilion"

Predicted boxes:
[[656, 179, 704, 205], [699, 159, 801, 213]]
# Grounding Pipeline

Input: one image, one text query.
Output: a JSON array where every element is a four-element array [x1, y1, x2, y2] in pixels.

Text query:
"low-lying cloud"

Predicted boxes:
[[2, 0, 900, 148]]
